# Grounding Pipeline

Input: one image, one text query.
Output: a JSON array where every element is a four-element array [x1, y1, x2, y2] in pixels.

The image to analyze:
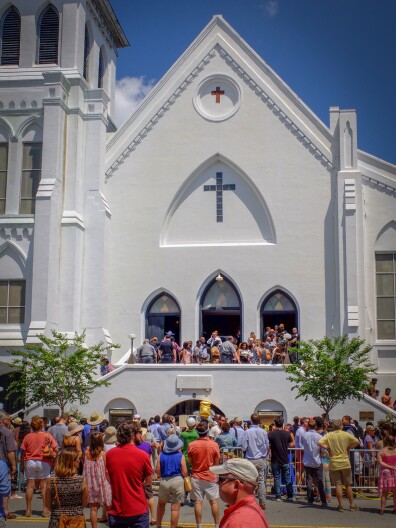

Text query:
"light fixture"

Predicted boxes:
[[215, 273, 223, 281]]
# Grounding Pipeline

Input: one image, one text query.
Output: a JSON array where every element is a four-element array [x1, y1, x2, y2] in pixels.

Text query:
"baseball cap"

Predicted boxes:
[[210, 458, 258, 485], [187, 417, 196, 427]]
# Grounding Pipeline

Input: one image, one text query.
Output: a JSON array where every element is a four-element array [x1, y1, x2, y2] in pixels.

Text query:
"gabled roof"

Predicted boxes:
[[106, 15, 334, 179]]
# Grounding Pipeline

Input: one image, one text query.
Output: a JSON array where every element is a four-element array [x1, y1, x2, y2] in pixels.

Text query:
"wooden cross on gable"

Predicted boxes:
[[211, 86, 225, 103], [204, 172, 235, 222]]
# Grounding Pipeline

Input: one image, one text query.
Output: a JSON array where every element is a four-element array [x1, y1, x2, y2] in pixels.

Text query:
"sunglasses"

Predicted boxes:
[[218, 475, 238, 483]]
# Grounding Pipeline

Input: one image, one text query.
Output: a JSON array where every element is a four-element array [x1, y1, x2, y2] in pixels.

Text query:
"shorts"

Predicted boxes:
[[24, 459, 51, 480], [330, 468, 352, 486], [158, 476, 184, 504], [143, 484, 153, 500], [190, 477, 219, 501]]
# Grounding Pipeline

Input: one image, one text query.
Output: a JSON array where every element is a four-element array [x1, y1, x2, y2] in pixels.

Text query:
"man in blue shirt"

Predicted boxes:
[[300, 420, 327, 507], [0, 458, 11, 525], [245, 413, 269, 510]]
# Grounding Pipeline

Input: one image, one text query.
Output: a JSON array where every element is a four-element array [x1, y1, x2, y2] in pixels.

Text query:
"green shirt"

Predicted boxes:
[[180, 429, 199, 470]]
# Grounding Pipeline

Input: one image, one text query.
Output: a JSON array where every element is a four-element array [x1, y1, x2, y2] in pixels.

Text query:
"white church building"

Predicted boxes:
[[0, 0, 395, 423]]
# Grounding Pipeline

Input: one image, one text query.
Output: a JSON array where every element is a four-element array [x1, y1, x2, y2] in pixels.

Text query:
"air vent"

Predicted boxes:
[[98, 46, 105, 88], [38, 6, 59, 64], [83, 24, 90, 80], [1, 7, 21, 65]]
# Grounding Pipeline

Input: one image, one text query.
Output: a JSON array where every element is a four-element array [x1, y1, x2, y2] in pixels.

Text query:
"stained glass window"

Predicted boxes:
[[148, 294, 180, 314], [263, 292, 294, 312], [202, 280, 240, 310]]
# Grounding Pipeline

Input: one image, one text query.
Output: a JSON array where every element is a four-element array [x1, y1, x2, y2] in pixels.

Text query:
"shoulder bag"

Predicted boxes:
[[52, 478, 86, 528]]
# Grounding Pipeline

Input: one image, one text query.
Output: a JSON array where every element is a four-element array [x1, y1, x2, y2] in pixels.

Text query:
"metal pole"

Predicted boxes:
[[128, 334, 136, 364]]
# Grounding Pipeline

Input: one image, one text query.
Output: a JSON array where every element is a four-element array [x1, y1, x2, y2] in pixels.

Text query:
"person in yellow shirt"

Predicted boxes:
[[317, 419, 359, 512]]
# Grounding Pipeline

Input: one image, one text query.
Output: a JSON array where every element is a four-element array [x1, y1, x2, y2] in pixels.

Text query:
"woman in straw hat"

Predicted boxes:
[[155, 434, 188, 528], [62, 422, 84, 462]]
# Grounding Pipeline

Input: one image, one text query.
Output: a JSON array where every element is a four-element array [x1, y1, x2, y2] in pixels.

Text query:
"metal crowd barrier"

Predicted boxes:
[[219, 446, 243, 464], [265, 448, 381, 493]]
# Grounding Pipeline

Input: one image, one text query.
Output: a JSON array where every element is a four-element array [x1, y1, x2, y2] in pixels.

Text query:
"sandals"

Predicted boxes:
[[6, 513, 17, 519]]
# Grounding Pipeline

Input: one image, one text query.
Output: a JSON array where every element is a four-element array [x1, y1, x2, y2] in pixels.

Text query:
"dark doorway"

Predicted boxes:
[[145, 293, 181, 343], [202, 312, 240, 339], [262, 313, 296, 334], [200, 277, 241, 339], [165, 399, 225, 418]]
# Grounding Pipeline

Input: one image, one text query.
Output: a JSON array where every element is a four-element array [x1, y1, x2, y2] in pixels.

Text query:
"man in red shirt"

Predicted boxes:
[[106, 422, 153, 528], [210, 458, 269, 528], [188, 421, 220, 528]]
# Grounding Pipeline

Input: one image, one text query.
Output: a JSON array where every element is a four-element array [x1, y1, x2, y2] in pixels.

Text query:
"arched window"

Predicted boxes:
[[145, 293, 181, 344], [1, 6, 21, 65], [200, 276, 241, 339], [83, 24, 90, 81], [98, 46, 105, 88], [261, 290, 298, 336], [38, 5, 59, 64]]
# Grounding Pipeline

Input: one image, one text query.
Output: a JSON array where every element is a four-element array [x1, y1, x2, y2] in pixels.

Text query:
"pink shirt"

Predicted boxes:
[[220, 496, 269, 528]]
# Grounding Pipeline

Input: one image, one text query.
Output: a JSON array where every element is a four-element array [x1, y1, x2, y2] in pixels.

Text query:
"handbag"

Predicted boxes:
[[184, 476, 192, 492], [42, 435, 57, 461], [53, 478, 85, 528]]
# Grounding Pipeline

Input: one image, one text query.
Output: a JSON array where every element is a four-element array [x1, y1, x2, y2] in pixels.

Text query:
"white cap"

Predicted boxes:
[[209, 458, 258, 485], [187, 417, 196, 427]]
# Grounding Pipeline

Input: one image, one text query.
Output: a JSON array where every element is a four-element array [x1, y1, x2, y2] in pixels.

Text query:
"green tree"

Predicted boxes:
[[7, 330, 117, 414], [284, 335, 376, 419]]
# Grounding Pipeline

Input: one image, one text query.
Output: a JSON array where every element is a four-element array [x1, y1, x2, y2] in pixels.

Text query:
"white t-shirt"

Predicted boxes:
[[209, 424, 221, 440]]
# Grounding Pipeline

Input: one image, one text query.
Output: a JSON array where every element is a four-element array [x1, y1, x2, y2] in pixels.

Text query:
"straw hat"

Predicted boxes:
[[104, 426, 117, 444], [65, 422, 84, 436], [87, 411, 104, 425]]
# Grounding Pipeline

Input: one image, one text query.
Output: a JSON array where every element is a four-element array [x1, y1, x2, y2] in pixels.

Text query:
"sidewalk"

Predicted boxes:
[[6, 490, 396, 527]]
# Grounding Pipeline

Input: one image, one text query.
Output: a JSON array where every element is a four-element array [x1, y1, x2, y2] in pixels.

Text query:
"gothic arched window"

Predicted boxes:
[[1, 6, 21, 65], [37, 5, 59, 64]]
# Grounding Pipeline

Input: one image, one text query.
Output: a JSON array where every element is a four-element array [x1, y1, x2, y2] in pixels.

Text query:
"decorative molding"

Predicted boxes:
[[344, 178, 356, 211], [61, 211, 85, 230], [27, 321, 47, 343], [36, 179, 56, 199], [106, 46, 333, 180], [347, 305, 359, 327], [362, 175, 396, 197], [216, 46, 333, 170], [105, 49, 217, 180], [0, 227, 33, 244]]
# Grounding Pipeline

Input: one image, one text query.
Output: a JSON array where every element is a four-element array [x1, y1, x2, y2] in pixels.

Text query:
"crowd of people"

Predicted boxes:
[[135, 327, 300, 366], [1, 407, 396, 527], [365, 378, 396, 410]]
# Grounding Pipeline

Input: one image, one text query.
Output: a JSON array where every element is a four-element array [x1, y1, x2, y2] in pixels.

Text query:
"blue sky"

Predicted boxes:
[[110, 0, 396, 166]]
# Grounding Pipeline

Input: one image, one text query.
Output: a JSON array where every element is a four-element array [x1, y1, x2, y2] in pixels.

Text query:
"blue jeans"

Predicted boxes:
[[272, 462, 293, 499], [108, 512, 149, 528]]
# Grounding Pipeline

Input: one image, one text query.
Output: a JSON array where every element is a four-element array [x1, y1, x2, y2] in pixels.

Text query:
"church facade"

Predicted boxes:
[[0, 1, 395, 421]]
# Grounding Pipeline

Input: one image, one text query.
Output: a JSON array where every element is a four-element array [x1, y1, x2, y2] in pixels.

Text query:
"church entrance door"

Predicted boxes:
[[145, 293, 181, 343], [200, 277, 241, 340], [165, 399, 225, 418]]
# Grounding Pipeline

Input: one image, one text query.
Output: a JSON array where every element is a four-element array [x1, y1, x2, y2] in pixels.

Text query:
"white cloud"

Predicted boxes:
[[114, 76, 156, 127], [264, 0, 279, 17]]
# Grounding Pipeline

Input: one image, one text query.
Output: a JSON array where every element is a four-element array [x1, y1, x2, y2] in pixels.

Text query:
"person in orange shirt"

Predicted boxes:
[[381, 388, 393, 408], [210, 458, 269, 528], [188, 422, 220, 528]]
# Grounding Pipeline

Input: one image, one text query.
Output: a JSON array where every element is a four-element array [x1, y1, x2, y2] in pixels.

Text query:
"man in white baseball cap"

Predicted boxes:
[[180, 417, 199, 506], [209, 458, 269, 528]]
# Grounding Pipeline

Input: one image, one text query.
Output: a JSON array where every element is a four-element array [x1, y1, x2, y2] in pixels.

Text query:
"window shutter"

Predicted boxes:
[[1, 7, 21, 65], [83, 25, 90, 80], [98, 47, 104, 88], [38, 6, 59, 64]]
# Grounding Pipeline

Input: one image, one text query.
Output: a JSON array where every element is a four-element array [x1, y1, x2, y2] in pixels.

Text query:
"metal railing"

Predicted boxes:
[[265, 447, 381, 494]]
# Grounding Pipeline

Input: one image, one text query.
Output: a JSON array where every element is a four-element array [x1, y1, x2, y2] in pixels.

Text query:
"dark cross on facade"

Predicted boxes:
[[211, 86, 225, 103], [204, 172, 235, 222]]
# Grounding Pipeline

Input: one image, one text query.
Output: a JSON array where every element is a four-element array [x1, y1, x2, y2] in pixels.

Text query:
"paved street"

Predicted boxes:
[[5, 491, 396, 527]]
